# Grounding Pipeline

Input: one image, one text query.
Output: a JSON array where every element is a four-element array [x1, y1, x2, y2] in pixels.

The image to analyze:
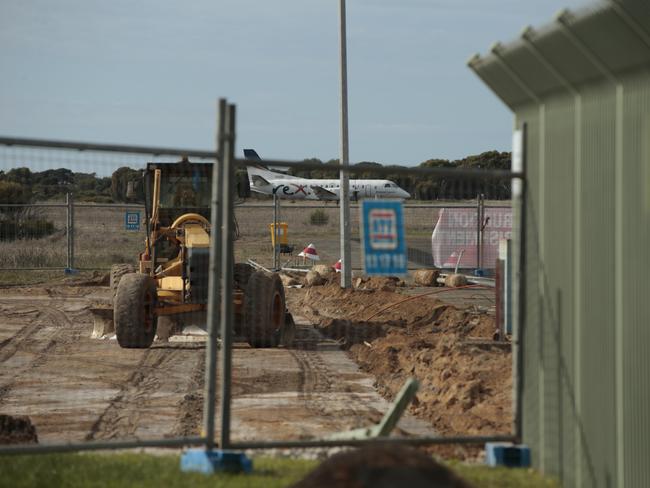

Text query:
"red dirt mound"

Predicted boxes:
[[291, 444, 475, 488], [288, 282, 512, 439]]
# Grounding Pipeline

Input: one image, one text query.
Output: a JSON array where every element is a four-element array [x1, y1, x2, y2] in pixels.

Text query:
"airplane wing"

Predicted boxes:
[[251, 174, 270, 187], [311, 185, 337, 200]]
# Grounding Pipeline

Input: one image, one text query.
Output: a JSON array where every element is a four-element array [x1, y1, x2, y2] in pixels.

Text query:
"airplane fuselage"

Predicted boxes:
[[251, 177, 410, 200], [243, 150, 410, 201]]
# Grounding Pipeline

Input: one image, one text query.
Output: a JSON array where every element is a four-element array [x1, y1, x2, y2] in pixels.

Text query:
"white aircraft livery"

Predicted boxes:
[[243, 149, 410, 201]]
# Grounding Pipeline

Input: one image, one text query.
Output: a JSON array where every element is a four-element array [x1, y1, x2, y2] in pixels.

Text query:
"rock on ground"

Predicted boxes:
[[305, 270, 326, 287], [444, 273, 468, 287], [311, 264, 336, 278], [413, 268, 440, 286], [280, 273, 301, 287]]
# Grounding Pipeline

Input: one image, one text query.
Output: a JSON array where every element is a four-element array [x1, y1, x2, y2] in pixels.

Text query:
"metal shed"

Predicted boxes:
[[469, 1, 650, 486]]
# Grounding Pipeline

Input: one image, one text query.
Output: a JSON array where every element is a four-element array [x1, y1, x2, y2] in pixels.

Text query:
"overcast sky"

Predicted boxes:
[[0, 0, 591, 169]]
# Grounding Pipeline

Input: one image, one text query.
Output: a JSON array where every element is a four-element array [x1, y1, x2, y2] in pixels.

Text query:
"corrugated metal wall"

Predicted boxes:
[[471, 2, 650, 486], [620, 71, 650, 488], [516, 70, 650, 488]]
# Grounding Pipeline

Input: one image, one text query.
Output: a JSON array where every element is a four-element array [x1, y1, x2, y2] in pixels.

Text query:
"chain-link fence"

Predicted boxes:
[[0, 100, 522, 456]]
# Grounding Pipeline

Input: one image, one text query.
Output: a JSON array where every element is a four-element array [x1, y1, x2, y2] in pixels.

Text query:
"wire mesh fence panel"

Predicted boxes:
[[0, 142, 211, 451], [228, 157, 520, 450], [0, 134, 520, 456], [73, 205, 145, 270], [0, 205, 68, 272]]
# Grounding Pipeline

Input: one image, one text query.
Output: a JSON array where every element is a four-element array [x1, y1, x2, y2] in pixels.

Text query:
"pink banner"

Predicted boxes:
[[431, 207, 512, 270]]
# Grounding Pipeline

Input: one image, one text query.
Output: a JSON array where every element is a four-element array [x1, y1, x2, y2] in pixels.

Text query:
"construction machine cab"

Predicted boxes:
[[145, 160, 212, 228]]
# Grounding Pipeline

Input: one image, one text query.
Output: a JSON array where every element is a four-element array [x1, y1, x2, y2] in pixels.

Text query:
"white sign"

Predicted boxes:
[[431, 207, 512, 270]]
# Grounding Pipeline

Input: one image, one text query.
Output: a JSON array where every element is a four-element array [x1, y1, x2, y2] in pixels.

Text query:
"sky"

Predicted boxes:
[[0, 0, 592, 170]]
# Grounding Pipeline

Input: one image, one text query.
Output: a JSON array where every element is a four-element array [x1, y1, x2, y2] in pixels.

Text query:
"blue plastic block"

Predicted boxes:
[[485, 442, 531, 468], [64, 268, 79, 275], [180, 449, 253, 474], [473, 268, 485, 277]]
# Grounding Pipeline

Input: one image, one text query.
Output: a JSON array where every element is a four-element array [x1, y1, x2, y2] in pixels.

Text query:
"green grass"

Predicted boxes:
[[0, 452, 318, 488], [0, 452, 559, 488], [451, 462, 560, 487]]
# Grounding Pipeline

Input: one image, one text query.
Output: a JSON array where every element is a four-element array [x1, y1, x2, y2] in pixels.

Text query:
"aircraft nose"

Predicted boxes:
[[401, 189, 411, 199]]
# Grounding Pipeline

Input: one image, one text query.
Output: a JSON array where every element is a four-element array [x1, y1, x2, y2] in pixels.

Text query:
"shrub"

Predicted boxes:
[[0, 219, 55, 241], [0, 181, 30, 205], [309, 209, 329, 226]]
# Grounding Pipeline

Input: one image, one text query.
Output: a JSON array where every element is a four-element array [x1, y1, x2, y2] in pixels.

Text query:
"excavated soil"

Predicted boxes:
[[291, 444, 475, 488], [287, 281, 512, 440]]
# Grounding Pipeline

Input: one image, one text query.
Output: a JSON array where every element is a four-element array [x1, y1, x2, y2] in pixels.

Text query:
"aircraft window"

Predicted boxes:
[[384, 183, 390, 188]]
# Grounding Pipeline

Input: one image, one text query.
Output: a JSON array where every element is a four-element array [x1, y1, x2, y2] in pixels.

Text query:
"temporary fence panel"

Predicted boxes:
[[0, 140, 214, 453], [0, 100, 522, 458]]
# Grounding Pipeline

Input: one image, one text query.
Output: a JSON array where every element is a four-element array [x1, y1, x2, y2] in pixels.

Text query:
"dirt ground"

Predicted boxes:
[[0, 271, 511, 461], [0, 277, 433, 447], [287, 278, 512, 438]]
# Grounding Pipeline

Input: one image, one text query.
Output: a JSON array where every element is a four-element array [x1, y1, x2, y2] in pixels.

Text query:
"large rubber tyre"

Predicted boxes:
[[110, 264, 135, 298], [114, 273, 158, 349], [243, 271, 286, 348]]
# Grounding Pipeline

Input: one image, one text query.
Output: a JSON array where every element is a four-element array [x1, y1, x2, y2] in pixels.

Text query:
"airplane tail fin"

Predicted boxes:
[[243, 149, 261, 161], [243, 149, 299, 182]]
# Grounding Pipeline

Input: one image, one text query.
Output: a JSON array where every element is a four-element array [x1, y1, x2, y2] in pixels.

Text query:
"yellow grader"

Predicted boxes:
[[110, 159, 294, 349]]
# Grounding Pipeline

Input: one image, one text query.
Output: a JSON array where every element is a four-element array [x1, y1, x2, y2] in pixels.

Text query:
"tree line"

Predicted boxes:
[[0, 149, 511, 205], [287, 150, 511, 200]]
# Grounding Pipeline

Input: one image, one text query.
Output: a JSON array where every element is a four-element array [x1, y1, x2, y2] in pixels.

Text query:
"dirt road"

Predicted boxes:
[[0, 286, 434, 445]]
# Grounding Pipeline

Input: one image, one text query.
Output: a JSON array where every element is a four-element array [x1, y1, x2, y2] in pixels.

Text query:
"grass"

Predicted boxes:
[[0, 452, 317, 488], [0, 202, 460, 284], [451, 462, 560, 487], [0, 452, 559, 488]]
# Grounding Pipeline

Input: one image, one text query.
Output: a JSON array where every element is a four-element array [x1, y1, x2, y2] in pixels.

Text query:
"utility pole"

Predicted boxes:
[[339, 0, 352, 288]]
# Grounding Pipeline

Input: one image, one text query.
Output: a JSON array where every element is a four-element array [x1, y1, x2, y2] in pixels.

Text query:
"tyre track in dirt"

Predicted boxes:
[[0, 305, 48, 365], [87, 342, 205, 441], [172, 349, 206, 438], [86, 348, 172, 441], [1, 294, 205, 442], [289, 329, 387, 431], [0, 300, 82, 405]]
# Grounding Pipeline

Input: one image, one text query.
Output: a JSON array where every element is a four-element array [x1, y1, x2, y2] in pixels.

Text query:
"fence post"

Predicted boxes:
[[511, 124, 527, 442], [474, 194, 487, 273], [203, 100, 226, 451], [476, 195, 481, 270], [273, 193, 279, 270], [219, 102, 236, 449], [66, 192, 75, 271]]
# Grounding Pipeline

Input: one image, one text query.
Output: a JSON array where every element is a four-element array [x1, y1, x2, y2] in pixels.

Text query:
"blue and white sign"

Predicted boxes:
[[125, 211, 140, 231], [361, 200, 407, 276]]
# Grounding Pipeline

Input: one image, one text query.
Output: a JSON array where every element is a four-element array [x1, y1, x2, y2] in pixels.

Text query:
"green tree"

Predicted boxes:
[[4, 167, 33, 186], [0, 181, 30, 204], [111, 167, 144, 202]]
